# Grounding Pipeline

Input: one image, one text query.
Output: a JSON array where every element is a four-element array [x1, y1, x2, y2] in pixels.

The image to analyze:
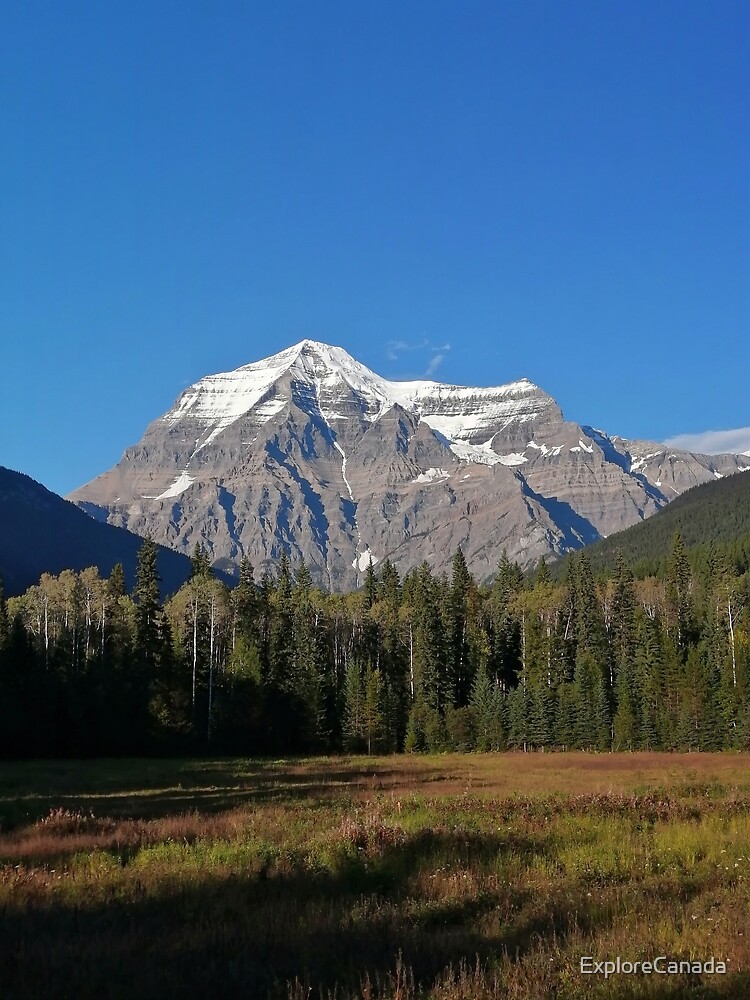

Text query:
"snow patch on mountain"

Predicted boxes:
[[160, 340, 550, 463], [352, 547, 379, 572], [412, 468, 451, 484], [144, 471, 195, 500]]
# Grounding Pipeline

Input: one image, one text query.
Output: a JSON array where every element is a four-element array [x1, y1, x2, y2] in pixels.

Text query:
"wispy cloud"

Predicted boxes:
[[424, 352, 445, 377], [385, 338, 451, 362], [664, 427, 750, 456]]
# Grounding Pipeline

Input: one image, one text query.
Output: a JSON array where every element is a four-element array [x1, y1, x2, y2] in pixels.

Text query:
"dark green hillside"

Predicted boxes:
[[0, 466, 193, 596], [553, 469, 750, 578]]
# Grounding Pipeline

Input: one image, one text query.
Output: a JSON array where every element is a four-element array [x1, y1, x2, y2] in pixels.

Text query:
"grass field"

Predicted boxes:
[[1, 753, 749, 999]]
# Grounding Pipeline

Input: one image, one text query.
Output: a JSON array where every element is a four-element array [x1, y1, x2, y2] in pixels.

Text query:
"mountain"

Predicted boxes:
[[68, 340, 750, 588], [552, 466, 750, 579], [0, 466, 194, 597]]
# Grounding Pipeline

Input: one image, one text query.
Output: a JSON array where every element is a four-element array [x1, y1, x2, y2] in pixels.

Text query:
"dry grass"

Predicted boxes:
[[0, 753, 749, 999]]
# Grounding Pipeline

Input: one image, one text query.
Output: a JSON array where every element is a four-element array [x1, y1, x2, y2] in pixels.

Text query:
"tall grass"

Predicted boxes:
[[0, 754, 748, 998]]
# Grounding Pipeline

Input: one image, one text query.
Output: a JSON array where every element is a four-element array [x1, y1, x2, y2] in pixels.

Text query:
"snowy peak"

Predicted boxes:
[[69, 338, 750, 591], [161, 339, 556, 460]]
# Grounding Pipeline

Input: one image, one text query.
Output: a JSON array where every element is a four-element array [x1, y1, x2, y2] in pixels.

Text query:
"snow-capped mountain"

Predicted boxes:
[[69, 340, 750, 587]]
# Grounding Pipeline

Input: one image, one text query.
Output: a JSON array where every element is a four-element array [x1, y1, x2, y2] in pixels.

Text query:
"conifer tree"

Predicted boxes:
[[378, 558, 401, 604], [665, 533, 694, 651], [447, 548, 472, 706], [527, 679, 555, 749], [233, 557, 259, 646], [612, 657, 638, 750], [610, 551, 637, 675], [107, 562, 127, 600], [362, 665, 385, 753], [131, 536, 165, 743], [487, 553, 523, 692], [470, 662, 496, 751], [364, 556, 377, 609], [573, 553, 606, 662], [134, 536, 162, 672], [507, 680, 529, 750], [190, 542, 212, 579], [343, 660, 365, 751]]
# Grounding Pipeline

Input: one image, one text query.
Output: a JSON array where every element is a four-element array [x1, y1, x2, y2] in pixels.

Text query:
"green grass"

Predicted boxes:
[[0, 754, 749, 998]]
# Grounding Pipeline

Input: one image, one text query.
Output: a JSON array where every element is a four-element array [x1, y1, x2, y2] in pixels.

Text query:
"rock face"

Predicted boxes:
[[69, 340, 750, 587]]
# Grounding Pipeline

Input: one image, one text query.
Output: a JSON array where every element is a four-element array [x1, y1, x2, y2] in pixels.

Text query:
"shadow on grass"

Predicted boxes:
[[0, 760, 443, 831], [0, 826, 720, 1000]]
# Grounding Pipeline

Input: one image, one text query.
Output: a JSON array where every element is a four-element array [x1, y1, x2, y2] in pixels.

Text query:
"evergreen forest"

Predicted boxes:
[[1, 529, 749, 758]]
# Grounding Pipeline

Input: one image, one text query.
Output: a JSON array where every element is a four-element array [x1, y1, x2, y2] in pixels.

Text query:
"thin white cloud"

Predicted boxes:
[[664, 427, 750, 456], [385, 339, 420, 360], [385, 338, 451, 362], [424, 353, 445, 377]]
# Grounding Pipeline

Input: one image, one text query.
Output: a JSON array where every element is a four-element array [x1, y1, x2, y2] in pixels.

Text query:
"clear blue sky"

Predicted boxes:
[[2, 1, 749, 495]]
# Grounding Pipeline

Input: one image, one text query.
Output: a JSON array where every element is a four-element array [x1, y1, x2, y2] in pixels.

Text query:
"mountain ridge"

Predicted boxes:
[[68, 340, 750, 588]]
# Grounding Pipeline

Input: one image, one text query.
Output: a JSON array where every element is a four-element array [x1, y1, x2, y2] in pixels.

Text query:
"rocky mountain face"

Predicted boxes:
[[69, 341, 750, 588], [0, 466, 193, 597]]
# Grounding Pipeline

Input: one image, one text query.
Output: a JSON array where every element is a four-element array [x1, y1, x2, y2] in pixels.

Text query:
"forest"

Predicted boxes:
[[1, 528, 749, 759]]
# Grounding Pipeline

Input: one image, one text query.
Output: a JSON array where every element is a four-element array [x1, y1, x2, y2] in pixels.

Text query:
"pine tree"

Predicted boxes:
[[610, 551, 637, 675], [612, 657, 638, 750], [574, 553, 606, 662], [487, 554, 522, 693], [190, 542, 212, 579], [665, 533, 694, 651], [527, 679, 554, 749], [134, 536, 162, 672], [507, 682, 529, 750], [343, 660, 365, 751], [470, 663, 495, 751], [447, 548, 472, 707], [233, 557, 259, 645], [364, 557, 377, 609], [677, 645, 724, 750], [132, 536, 165, 746], [378, 558, 401, 604], [573, 648, 610, 749], [411, 563, 447, 713], [555, 682, 577, 749], [107, 562, 127, 600], [362, 666, 385, 753]]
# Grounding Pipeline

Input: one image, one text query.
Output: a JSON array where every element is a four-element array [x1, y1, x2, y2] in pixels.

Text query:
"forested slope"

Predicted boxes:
[[0, 466, 192, 596], [2, 526, 749, 758], [553, 469, 750, 579]]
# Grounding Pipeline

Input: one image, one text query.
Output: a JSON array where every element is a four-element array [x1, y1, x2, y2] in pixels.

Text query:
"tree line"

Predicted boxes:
[[0, 531, 748, 757]]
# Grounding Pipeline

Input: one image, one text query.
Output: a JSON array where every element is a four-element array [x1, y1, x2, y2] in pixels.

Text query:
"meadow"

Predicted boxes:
[[1, 753, 749, 999]]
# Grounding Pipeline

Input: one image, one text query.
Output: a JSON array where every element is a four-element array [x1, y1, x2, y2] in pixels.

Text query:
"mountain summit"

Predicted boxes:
[[69, 341, 750, 587], [151, 339, 559, 471]]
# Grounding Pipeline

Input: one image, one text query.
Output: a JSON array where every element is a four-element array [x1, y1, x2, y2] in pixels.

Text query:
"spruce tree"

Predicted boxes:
[[190, 542, 212, 579], [364, 556, 377, 609], [470, 663, 496, 751], [134, 536, 162, 672], [612, 657, 638, 750], [233, 557, 259, 645], [362, 666, 385, 753], [343, 660, 365, 751], [132, 536, 165, 746], [447, 548, 472, 706], [665, 533, 694, 651], [107, 563, 127, 601], [507, 682, 529, 750]]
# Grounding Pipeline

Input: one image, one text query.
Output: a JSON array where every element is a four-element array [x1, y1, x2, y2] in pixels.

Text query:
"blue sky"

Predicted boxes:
[[2, 1, 749, 495]]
